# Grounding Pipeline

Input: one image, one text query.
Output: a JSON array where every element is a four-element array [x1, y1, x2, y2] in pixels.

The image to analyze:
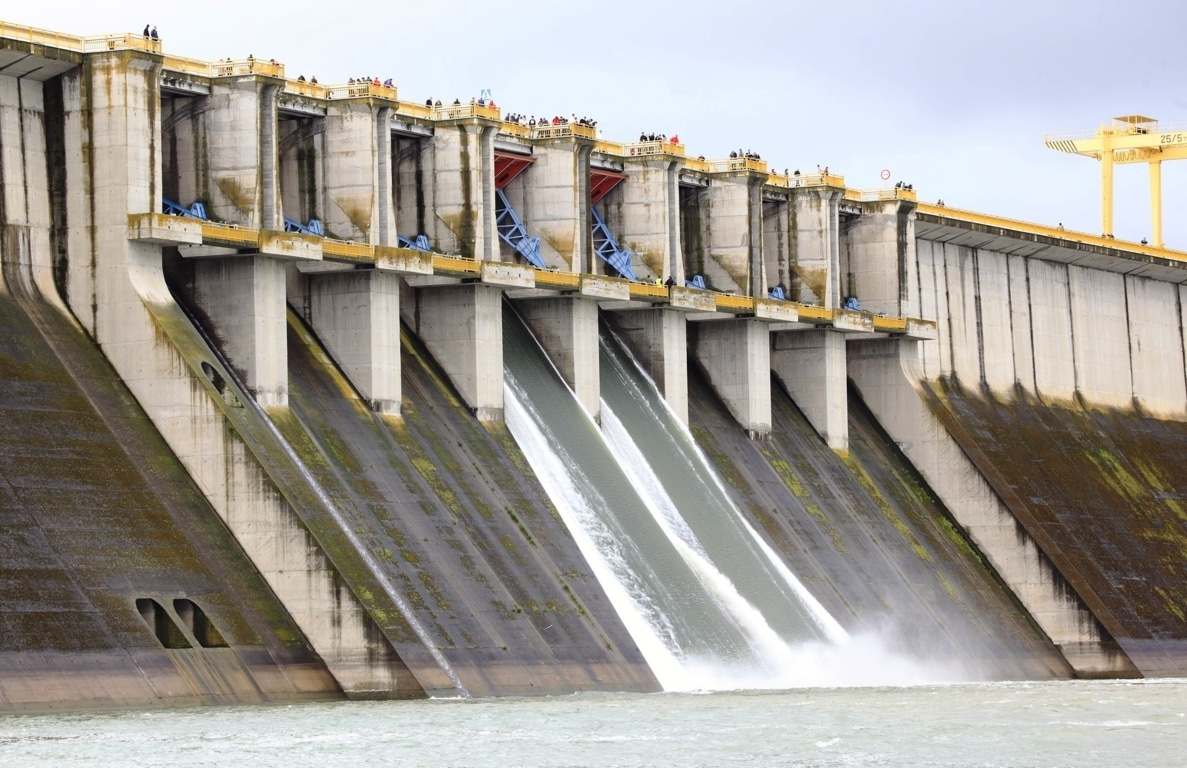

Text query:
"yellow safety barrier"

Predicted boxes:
[[714, 294, 753, 313], [432, 254, 481, 275], [795, 304, 833, 322], [283, 80, 329, 99], [530, 123, 596, 140], [624, 140, 685, 158], [199, 222, 259, 247], [534, 270, 581, 289], [628, 283, 670, 301], [872, 316, 908, 333], [397, 102, 434, 120], [327, 82, 397, 101], [211, 58, 284, 78], [682, 157, 711, 172], [708, 158, 768, 173], [915, 203, 1187, 261], [162, 54, 213, 79], [500, 122, 531, 138], [594, 140, 627, 156], [769, 172, 846, 189], [433, 103, 500, 121], [321, 239, 374, 260]]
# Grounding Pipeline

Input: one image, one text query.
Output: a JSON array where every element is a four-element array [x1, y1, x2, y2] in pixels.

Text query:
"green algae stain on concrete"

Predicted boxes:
[[841, 453, 931, 563]]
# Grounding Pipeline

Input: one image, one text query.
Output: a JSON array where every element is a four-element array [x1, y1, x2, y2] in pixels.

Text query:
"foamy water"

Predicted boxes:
[[2, 680, 1184, 767]]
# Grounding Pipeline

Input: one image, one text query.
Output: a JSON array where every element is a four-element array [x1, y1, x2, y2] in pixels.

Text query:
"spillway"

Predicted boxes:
[[504, 304, 869, 689]]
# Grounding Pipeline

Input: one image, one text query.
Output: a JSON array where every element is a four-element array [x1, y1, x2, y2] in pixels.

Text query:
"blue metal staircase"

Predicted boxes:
[[284, 217, 324, 236], [686, 275, 706, 290], [397, 234, 432, 252], [590, 205, 637, 280], [494, 188, 545, 268], [163, 198, 208, 220], [768, 286, 786, 301]]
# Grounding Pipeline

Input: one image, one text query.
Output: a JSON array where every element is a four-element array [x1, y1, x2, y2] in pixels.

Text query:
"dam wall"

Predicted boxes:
[[5, 22, 1187, 711]]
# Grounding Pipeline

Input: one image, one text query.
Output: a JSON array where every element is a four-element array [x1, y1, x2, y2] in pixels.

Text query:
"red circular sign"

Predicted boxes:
[[880, 169, 891, 180]]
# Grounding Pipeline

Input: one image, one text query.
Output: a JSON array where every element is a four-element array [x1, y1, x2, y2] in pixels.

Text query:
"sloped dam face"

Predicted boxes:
[[0, 259, 341, 712], [918, 379, 1187, 677]]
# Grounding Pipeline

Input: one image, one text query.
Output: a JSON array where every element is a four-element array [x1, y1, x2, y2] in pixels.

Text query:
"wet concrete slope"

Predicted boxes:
[[279, 309, 658, 697], [919, 380, 1187, 677], [0, 264, 340, 713], [686, 369, 1069, 680]]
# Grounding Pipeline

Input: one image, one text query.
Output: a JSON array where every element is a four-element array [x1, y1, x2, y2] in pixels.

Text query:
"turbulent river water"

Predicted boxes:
[[1, 680, 1184, 767]]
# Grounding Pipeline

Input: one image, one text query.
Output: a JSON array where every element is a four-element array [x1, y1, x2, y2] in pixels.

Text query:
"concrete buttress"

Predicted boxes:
[[514, 297, 601, 421], [690, 319, 771, 437], [770, 329, 849, 451], [614, 157, 682, 282], [429, 119, 499, 259], [504, 138, 592, 272], [788, 185, 842, 307], [606, 308, 690, 425], [843, 198, 918, 317]]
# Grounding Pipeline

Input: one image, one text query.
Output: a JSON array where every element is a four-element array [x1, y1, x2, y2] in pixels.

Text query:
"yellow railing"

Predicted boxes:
[[623, 140, 685, 158], [0, 20, 85, 49], [500, 122, 531, 138], [843, 187, 918, 203], [795, 304, 833, 322], [81, 34, 162, 54], [397, 102, 434, 120], [767, 172, 846, 189], [628, 283, 671, 300], [593, 140, 627, 156], [530, 123, 597, 140], [872, 316, 908, 333], [161, 54, 213, 78], [708, 157, 768, 173], [212, 58, 284, 78], [321, 239, 373, 260], [914, 203, 1187, 259], [327, 82, 397, 101], [433, 103, 501, 121], [283, 80, 329, 99], [682, 157, 711, 172], [714, 294, 753, 313], [534, 270, 580, 289], [199, 221, 258, 247], [431, 254, 481, 274]]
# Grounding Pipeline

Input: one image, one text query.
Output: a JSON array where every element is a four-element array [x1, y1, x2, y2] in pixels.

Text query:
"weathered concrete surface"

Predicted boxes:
[[686, 369, 1070, 679], [849, 339, 1138, 677], [280, 310, 659, 696], [606, 308, 689, 425], [0, 257, 340, 713], [513, 297, 601, 421], [918, 379, 1187, 677]]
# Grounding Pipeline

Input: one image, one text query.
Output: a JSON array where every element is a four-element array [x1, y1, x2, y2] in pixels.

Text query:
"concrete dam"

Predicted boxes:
[[1, 23, 1185, 711]]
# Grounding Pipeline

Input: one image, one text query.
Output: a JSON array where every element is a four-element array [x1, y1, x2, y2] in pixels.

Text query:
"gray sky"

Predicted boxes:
[[11, 0, 1187, 245]]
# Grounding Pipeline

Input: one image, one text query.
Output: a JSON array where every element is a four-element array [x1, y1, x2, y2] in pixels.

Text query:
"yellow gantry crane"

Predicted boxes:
[[1045, 116, 1187, 248]]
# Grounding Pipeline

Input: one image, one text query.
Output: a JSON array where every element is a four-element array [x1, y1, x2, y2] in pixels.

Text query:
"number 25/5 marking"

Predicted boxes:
[[1160, 133, 1185, 145]]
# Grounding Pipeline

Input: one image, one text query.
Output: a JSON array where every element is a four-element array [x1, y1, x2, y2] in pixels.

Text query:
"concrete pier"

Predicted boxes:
[[428, 117, 499, 259], [682, 167, 766, 295], [690, 319, 771, 437], [770, 329, 848, 451], [502, 135, 593, 272], [515, 296, 601, 420], [612, 153, 682, 281], [787, 183, 843, 306], [607, 308, 690, 425]]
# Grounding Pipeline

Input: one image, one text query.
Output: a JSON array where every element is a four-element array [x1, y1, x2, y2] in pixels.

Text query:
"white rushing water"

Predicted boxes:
[[503, 309, 956, 691]]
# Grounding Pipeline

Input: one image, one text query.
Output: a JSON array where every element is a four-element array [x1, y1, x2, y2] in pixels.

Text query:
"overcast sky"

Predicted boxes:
[[10, 1, 1187, 246]]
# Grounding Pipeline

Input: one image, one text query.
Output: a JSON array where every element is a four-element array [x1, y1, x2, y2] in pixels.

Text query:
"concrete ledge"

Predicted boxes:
[[833, 309, 874, 333], [714, 294, 754, 316], [127, 213, 203, 245], [375, 246, 433, 275], [580, 275, 629, 301], [795, 304, 833, 325], [754, 298, 799, 323], [259, 230, 322, 261], [904, 317, 939, 340], [669, 286, 716, 312], [481, 262, 535, 288], [321, 239, 374, 263], [534, 270, 581, 291]]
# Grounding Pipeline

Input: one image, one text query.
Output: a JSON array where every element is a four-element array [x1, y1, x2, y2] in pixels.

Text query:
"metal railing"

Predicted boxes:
[[211, 58, 284, 78], [708, 157, 768, 173], [397, 102, 434, 120], [283, 80, 329, 99], [500, 122, 531, 138], [327, 82, 397, 100], [433, 103, 501, 121], [623, 140, 685, 158], [682, 157, 711, 172], [161, 54, 213, 79], [0, 22, 166, 54], [767, 172, 846, 188], [530, 123, 596, 140], [843, 187, 918, 202], [593, 140, 627, 156], [1044, 120, 1187, 143]]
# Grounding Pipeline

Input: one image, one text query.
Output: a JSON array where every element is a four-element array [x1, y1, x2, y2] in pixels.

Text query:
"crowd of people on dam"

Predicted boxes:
[[729, 149, 762, 160], [345, 76, 394, 88], [501, 114, 599, 129]]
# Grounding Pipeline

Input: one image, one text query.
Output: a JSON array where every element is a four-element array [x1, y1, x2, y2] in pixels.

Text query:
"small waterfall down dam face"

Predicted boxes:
[[503, 305, 958, 690]]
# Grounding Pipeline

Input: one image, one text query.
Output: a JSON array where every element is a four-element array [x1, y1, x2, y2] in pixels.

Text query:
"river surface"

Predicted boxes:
[[1, 679, 1183, 767]]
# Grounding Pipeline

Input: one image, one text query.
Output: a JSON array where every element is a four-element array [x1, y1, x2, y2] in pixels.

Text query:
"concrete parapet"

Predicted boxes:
[[407, 283, 504, 420], [606, 308, 689, 425], [514, 296, 601, 420], [193, 255, 289, 407], [771, 329, 848, 451], [847, 338, 1137, 676], [305, 269, 401, 414], [690, 319, 771, 437]]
